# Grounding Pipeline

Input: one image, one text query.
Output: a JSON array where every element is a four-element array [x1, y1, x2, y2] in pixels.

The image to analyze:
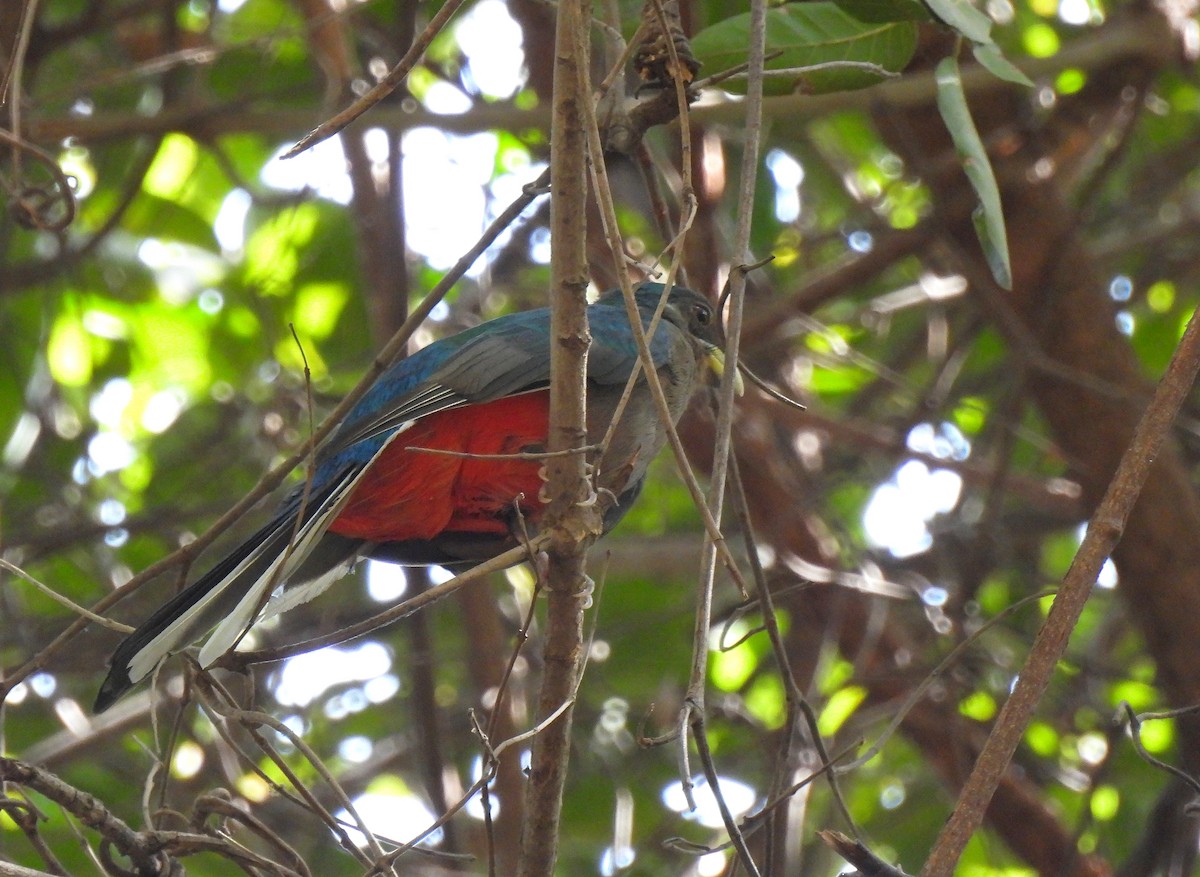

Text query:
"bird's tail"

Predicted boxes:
[[94, 472, 365, 713]]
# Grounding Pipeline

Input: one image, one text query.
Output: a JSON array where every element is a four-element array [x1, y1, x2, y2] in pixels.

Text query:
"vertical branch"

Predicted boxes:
[[517, 1, 595, 875]]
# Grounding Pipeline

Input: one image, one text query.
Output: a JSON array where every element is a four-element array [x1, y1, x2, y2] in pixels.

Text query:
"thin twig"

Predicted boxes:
[[0, 560, 130, 632], [707, 60, 902, 85], [1118, 703, 1200, 800], [577, 34, 749, 599], [365, 700, 575, 876], [689, 711, 763, 877], [283, 0, 471, 158], [517, 1, 594, 873], [821, 830, 913, 877], [674, 0, 768, 870], [403, 443, 602, 461], [725, 451, 856, 855], [834, 589, 1055, 775], [0, 757, 171, 875], [0, 128, 77, 231], [227, 535, 548, 669], [920, 294, 1200, 875]]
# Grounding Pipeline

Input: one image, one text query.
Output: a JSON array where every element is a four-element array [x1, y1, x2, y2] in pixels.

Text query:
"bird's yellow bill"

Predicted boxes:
[[706, 348, 745, 396]]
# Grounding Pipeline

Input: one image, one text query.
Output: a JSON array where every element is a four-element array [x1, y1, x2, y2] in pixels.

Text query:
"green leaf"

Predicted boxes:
[[690, 3, 917, 95], [123, 193, 218, 250], [973, 41, 1034, 87], [818, 685, 868, 735], [922, 0, 994, 43], [935, 56, 1013, 289], [47, 310, 93, 387], [832, 0, 933, 23]]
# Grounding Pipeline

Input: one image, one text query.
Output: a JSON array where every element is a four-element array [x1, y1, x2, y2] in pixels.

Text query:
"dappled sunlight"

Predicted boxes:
[[863, 422, 969, 557], [273, 642, 393, 707], [661, 774, 758, 830], [337, 788, 443, 849]]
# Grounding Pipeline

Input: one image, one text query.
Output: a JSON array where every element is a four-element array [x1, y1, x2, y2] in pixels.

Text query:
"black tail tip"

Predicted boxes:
[[93, 670, 131, 714]]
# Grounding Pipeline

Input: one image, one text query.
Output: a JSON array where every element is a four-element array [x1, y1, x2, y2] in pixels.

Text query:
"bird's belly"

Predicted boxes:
[[329, 393, 549, 543]]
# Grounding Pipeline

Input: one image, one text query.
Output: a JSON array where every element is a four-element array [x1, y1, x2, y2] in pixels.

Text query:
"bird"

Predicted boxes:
[[94, 281, 734, 712]]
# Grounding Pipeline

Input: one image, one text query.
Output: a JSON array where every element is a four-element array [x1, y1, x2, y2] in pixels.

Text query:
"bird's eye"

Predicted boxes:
[[693, 304, 712, 326]]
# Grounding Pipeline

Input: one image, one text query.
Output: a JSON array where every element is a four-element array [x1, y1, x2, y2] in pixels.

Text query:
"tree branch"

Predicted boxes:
[[516, 2, 595, 874]]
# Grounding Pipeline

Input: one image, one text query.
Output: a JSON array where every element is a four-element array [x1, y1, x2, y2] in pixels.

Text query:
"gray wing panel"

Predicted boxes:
[[430, 323, 552, 400]]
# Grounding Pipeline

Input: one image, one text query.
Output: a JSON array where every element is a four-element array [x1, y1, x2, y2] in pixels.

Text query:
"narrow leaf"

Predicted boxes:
[[973, 41, 1035, 86], [922, 0, 994, 43], [935, 56, 1013, 289]]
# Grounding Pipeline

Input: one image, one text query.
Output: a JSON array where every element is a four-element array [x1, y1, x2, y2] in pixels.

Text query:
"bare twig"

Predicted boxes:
[[578, 36, 750, 600], [0, 560, 130, 632], [0, 128, 77, 231], [0, 757, 172, 875], [283, 0, 471, 158], [690, 711, 762, 876], [227, 535, 549, 669], [920, 296, 1200, 875], [403, 443, 602, 461], [821, 830, 913, 877], [1118, 702, 1200, 800], [674, 1, 768, 872]]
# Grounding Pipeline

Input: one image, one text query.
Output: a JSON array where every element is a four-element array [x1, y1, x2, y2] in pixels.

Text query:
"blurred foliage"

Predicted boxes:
[[3, 0, 1200, 875]]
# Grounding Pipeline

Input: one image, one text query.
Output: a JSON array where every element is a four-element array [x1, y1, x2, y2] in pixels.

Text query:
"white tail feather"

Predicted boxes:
[[127, 537, 277, 684], [195, 545, 291, 669], [196, 475, 356, 667], [196, 422, 413, 669], [258, 553, 357, 622]]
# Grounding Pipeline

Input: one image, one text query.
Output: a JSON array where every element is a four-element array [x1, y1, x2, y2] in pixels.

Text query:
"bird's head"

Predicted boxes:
[[640, 282, 745, 395]]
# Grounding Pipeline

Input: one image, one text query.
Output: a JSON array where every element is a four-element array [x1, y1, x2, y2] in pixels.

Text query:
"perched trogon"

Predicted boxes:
[[94, 282, 730, 712]]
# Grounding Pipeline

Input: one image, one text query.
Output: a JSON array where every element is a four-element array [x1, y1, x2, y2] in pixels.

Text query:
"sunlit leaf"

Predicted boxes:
[[143, 134, 200, 201], [244, 204, 322, 293], [1110, 680, 1158, 711], [1091, 786, 1120, 821], [123, 194, 218, 250], [1138, 718, 1174, 753], [818, 685, 867, 735], [294, 282, 350, 340], [710, 637, 759, 691], [129, 306, 213, 392], [48, 312, 92, 387], [1022, 21, 1062, 57], [746, 674, 788, 728], [1025, 721, 1059, 756], [959, 691, 997, 721]]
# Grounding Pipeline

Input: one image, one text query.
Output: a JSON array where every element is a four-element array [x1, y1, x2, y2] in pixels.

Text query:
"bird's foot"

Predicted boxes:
[[536, 460, 599, 509]]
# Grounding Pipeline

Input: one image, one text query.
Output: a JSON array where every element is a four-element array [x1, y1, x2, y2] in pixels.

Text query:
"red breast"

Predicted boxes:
[[329, 392, 550, 543]]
